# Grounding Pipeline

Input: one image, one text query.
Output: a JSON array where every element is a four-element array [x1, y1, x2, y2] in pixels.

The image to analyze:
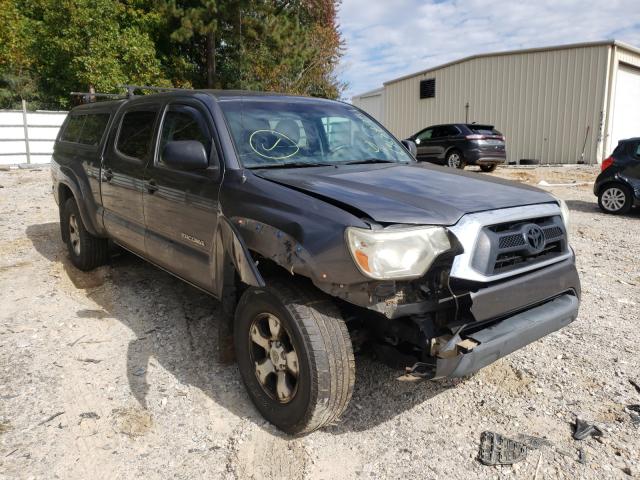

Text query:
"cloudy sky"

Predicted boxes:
[[338, 0, 640, 99]]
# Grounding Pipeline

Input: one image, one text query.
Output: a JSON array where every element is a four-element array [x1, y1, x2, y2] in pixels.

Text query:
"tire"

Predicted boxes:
[[597, 183, 633, 215], [446, 150, 465, 169], [234, 277, 355, 435], [61, 197, 109, 271], [479, 163, 497, 173]]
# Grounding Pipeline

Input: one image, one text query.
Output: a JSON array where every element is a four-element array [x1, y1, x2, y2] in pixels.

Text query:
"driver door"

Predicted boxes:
[[143, 99, 222, 291]]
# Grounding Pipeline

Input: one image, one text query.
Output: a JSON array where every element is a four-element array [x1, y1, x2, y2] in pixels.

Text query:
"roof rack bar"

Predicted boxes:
[[70, 91, 127, 104], [70, 92, 125, 98], [120, 84, 189, 97]]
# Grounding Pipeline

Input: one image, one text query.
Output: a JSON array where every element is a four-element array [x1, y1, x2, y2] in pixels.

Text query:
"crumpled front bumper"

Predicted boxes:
[[434, 293, 579, 378]]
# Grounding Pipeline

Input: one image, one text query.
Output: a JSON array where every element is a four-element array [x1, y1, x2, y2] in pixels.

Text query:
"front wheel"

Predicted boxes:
[[480, 163, 498, 173], [446, 150, 465, 169], [234, 278, 355, 435]]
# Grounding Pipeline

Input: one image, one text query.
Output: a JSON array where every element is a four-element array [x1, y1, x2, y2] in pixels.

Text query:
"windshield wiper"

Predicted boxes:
[[250, 162, 334, 169], [339, 158, 398, 165]]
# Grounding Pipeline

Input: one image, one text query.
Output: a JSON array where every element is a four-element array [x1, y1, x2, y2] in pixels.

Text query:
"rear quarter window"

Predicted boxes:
[[60, 115, 84, 142], [78, 114, 110, 146], [59, 113, 110, 145]]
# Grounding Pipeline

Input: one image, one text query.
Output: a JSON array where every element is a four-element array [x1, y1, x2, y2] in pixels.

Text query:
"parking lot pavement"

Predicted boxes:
[[1, 166, 639, 479]]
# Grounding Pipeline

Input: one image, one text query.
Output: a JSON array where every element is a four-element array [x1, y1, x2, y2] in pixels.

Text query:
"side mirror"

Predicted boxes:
[[162, 140, 208, 171], [401, 139, 417, 157]]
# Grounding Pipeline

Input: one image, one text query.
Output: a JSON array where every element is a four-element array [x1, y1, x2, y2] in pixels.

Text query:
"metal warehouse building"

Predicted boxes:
[[352, 40, 640, 165]]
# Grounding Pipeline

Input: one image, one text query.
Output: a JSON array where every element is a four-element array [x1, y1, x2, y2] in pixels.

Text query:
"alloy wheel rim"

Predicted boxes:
[[448, 153, 460, 168], [602, 187, 626, 211], [69, 214, 81, 255], [249, 313, 299, 404]]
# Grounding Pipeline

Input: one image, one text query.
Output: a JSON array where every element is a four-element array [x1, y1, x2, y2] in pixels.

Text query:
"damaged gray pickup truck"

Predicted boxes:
[[51, 90, 580, 434]]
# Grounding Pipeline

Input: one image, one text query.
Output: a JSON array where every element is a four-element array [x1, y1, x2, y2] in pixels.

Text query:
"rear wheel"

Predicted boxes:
[[598, 184, 632, 214], [234, 278, 355, 435], [62, 198, 109, 270], [479, 163, 498, 173], [446, 150, 465, 169]]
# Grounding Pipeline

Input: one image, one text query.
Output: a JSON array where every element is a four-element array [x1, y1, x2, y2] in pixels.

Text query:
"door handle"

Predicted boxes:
[[102, 168, 113, 182], [146, 179, 159, 193]]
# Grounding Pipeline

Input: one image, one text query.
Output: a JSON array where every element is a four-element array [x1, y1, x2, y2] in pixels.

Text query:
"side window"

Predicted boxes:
[[431, 127, 445, 139], [60, 115, 85, 143], [116, 110, 158, 160], [159, 106, 212, 166], [78, 114, 110, 146], [635, 143, 640, 157], [445, 125, 460, 137], [416, 128, 433, 142]]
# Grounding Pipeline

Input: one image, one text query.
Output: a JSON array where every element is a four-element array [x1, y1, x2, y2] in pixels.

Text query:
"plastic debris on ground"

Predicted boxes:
[[478, 431, 528, 465], [626, 405, 640, 426], [573, 418, 604, 440]]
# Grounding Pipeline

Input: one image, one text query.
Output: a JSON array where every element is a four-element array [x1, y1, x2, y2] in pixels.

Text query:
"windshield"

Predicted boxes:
[[219, 99, 413, 168]]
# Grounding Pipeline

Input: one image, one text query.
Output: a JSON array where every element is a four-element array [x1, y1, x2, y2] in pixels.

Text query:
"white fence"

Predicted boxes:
[[0, 104, 67, 165]]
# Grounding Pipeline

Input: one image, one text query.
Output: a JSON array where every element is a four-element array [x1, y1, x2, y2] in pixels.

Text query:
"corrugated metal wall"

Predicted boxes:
[[382, 44, 611, 164], [352, 89, 385, 123]]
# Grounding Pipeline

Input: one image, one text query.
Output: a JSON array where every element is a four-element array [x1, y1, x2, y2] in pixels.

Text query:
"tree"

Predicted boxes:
[[0, 0, 345, 109], [0, 0, 39, 107], [21, 0, 170, 107], [156, 0, 221, 87], [157, 0, 345, 97]]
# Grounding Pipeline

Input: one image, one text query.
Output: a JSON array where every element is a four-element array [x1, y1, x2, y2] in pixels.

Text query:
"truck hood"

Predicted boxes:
[[254, 163, 555, 225]]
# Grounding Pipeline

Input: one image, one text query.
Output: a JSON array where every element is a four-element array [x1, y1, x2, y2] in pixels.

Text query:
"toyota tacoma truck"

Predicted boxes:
[[51, 90, 580, 435]]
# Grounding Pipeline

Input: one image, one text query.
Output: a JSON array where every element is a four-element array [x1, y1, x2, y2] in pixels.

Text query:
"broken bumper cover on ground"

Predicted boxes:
[[434, 293, 579, 379]]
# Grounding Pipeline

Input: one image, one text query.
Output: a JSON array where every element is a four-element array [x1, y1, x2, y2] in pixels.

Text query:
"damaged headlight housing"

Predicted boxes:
[[346, 226, 451, 280]]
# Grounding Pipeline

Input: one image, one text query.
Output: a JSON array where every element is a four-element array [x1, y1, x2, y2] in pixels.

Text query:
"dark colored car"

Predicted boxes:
[[51, 90, 580, 435], [594, 137, 640, 214], [405, 123, 506, 172]]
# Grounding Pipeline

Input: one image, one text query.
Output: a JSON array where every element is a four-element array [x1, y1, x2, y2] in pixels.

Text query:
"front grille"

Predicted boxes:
[[494, 240, 563, 273], [471, 215, 568, 276], [543, 225, 563, 240], [498, 233, 525, 249]]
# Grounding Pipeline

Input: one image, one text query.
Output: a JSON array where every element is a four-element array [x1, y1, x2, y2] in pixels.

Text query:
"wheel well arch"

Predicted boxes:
[[55, 175, 102, 237], [596, 179, 632, 196], [58, 183, 74, 243], [58, 182, 73, 206], [445, 147, 463, 158]]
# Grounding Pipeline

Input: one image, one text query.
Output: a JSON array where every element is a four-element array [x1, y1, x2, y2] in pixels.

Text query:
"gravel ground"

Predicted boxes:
[[0, 165, 639, 480]]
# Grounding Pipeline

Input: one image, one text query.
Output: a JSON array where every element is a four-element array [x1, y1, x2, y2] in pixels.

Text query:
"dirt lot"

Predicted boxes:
[[1, 165, 639, 479]]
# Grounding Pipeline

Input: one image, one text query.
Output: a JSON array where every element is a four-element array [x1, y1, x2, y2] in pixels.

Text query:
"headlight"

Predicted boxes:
[[558, 199, 570, 232], [346, 226, 451, 280]]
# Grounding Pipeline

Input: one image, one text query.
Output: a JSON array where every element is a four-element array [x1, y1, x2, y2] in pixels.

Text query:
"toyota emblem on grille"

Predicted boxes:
[[524, 224, 545, 253]]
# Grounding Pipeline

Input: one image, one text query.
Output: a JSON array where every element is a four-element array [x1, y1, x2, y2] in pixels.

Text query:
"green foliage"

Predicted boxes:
[[0, 0, 344, 109], [22, 0, 168, 108], [0, 73, 38, 109], [0, 0, 40, 107]]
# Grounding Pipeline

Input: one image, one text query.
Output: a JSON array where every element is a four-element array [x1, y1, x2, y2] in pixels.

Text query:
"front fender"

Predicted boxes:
[[214, 216, 264, 297], [231, 217, 318, 280]]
